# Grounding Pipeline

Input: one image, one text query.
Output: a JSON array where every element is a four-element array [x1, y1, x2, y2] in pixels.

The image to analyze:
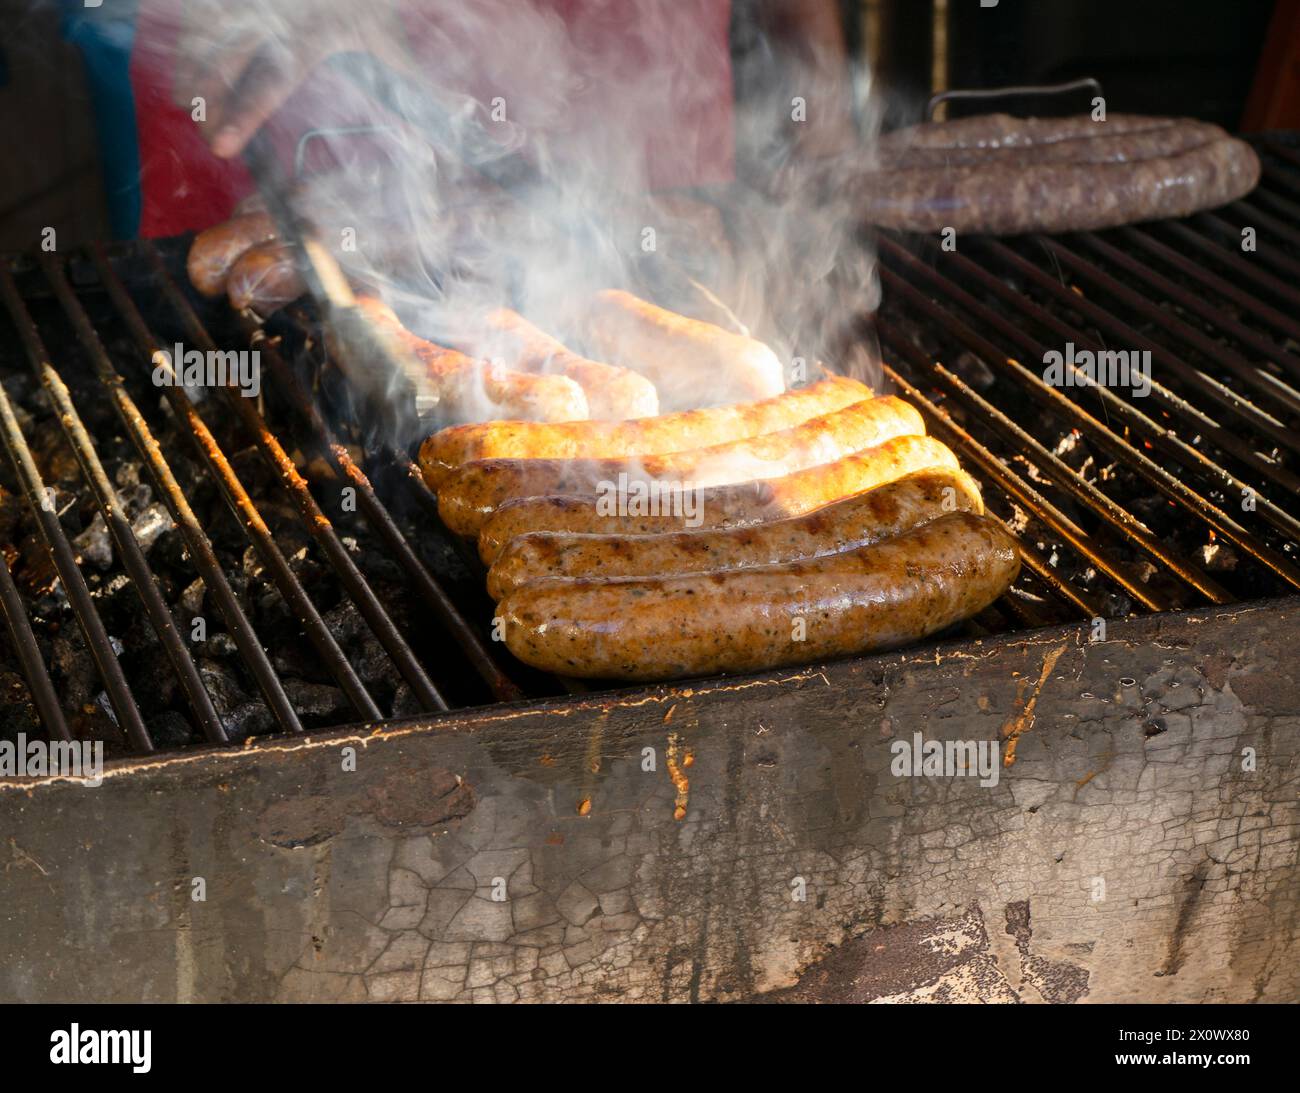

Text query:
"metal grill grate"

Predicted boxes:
[[0, 135, 1297, 758]]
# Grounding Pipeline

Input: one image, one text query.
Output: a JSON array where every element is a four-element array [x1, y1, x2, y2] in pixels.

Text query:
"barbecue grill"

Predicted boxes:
[[0, 136, 1297, 1004]]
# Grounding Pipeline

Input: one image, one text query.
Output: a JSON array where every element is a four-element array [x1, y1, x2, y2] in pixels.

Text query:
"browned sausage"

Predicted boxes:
[[486, 467, 982, 600], [497, 512, 1020, 680], [420, 373, 869, 489], [578, 289, 785, 410], [356, 296, 589, 424], [226, 242, 306, 313], [479, 309, 659, 421], [437, 396, 924, 537], [186, 212, 278, 298], [862, 113, 1260, 235], [476, 433, 960, 564]]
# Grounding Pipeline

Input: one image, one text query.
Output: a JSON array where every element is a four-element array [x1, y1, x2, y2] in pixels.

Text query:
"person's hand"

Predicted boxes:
[[171, 0, 413, 158]]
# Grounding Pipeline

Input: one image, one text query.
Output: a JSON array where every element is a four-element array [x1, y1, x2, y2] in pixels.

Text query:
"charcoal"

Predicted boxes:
[[355, 634, 401, 690], [51, 633, 96, 710], [147, 710, 196, 749], [196, 657, 273, 741], [0, 669, 41, 739], [391, 682, 424, 720], [131, 502, 173, 552], [72, 513, 113, 570], [271, 639, 328, 682], [207, 633, 238, 657], [180, 578, 206, 617], [283, 679, 349, 721]]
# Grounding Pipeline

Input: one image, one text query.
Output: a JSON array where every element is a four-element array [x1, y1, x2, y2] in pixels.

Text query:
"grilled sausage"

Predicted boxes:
[[186, 212, 278, 298], [497, 512, 1020, 680], [480, 309, 659, 421], [862, 113, 1260, 235], [420, 374, 869, 489], [437, 396, 923, 537], [226, 241, 306, 313], [486, 467, 982, 599], [578, 289, 785, 410], [357, 296, 589, 424], [476, 433, 959, 564]]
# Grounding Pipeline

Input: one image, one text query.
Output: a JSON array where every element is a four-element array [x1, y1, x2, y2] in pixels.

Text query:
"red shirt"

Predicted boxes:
[[129, 1, 735, 237]]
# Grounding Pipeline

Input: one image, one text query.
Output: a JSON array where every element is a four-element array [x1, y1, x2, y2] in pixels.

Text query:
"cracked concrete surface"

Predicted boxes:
[[0, 598, 1297, 1003]]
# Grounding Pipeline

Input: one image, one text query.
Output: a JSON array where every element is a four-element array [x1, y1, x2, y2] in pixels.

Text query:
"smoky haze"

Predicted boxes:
[[144, 0, 882, 415]]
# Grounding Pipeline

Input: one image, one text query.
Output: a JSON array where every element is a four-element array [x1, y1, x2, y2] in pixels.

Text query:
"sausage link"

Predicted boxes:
[[498, 512, 1020, 680], [486, 467, 982, 600], [357, 296, 589, 424], [186, 212, 278, 298], [480, 309, 659, 421], [476, 433, 960, 564], [420, 374, 869, 489], [227, 242, 306, 313], [437, 396, 923, 537], [579, 289, 785, 410]]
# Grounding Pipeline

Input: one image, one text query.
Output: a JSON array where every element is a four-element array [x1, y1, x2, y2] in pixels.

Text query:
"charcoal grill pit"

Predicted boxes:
[[0, 136, 1297, 1005]]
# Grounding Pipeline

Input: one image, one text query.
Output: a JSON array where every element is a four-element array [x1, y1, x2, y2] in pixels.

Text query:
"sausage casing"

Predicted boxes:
[[420, 374, 870, 489], [357, 296, 589, 424], [579, 289, 785, 410], [498, 512, 1020, 680], [437, 396, 923, 537], [486, 467, 982, 599], [226, 241, 305, 313], [480, 309, 659, 421], [186, 212, 278, 297], [476, 433, 960, 563]]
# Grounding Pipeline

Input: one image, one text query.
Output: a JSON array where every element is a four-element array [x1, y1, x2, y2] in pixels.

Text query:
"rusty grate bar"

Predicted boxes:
[[242, 316, 524, 704], [143, 243, 448, 713], [51, 251, 301, 736], [877, 236, 1300, 594], [877, 353, 1108, 617], [877, 315, 1223, 609], [0, 317, 152, 753], [3, 268, 231, 743], [973, 233, 1300, 546], [92, 246, 382, 724], [0, 552, 71, 742]]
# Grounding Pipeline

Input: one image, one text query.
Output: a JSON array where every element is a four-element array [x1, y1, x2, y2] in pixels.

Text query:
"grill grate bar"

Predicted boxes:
[[878, 315, 1224, 607], [0, 296, 152, 752], [1053, 230, 1300, 428], [4, 266, 229, 744], [1040, 233, 1300, 457], [1195, 208, 1300, 282], [143, 244, 448, 713], [245, 316, 525, 704], [93, 247, 382, 723], [1159, 216, 1300, 311], [879, 356, 1111, 616], [60, 250, 306, 736], [879, 325, 1186, 611], [0, 552, 72, 741], [972, 236, 1300, 478], [877, 239, 1300, 592], [1116, 224, 1300, 358]]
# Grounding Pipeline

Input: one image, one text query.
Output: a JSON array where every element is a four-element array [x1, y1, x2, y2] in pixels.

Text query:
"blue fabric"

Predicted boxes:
[[61, 2, 141, 238]]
